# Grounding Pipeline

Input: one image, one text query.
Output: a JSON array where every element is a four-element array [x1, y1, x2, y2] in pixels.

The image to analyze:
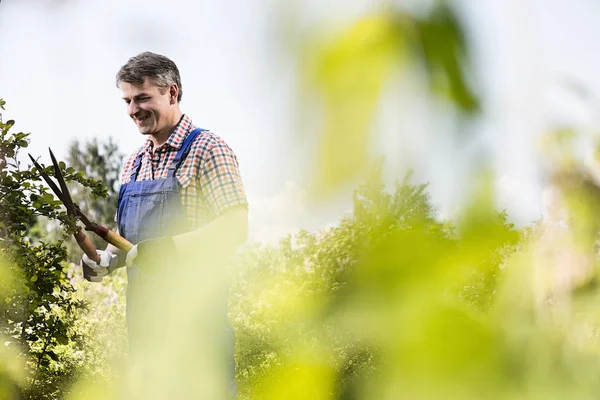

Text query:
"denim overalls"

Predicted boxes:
[[117, 128, 236, 396]]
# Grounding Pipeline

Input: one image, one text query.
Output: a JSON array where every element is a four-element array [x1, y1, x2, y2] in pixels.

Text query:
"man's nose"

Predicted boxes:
[[128, 101, 139, 117]]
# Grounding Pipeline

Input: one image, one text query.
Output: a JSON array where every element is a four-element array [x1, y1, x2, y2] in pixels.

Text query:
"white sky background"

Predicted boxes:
[[1, 0, 600, 242]]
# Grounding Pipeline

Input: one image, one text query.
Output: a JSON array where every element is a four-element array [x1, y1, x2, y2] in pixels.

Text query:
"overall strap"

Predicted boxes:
[[167, 128, 206, 178], [129, 153, 144, 183]]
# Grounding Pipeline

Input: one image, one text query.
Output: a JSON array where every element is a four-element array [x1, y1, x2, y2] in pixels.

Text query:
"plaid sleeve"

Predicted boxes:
[[198, 139, 248, 216]]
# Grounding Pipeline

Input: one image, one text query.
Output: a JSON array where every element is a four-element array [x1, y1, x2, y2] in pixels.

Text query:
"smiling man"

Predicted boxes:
[[80, 52, 248, 398]]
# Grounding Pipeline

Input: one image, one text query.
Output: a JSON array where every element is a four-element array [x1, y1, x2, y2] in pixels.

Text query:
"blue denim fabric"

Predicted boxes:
[[117, 128, 237, 397]]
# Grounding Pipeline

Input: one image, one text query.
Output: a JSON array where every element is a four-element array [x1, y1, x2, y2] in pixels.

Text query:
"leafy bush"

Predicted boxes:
[[0, 98, 113, 399]]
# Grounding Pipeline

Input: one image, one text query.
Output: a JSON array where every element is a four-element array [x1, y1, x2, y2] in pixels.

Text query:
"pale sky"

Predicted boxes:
[[1, 0, 600, 241]]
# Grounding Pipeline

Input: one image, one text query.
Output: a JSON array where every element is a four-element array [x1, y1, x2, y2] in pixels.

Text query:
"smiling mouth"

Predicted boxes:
[[135, 114, 150, 123]]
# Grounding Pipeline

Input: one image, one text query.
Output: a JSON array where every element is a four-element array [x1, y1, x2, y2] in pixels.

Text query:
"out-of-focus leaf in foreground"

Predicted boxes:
[[304, 3, 479, 193], [414, 3, 479, 113], [0, 258, 27, 399], [307, 12, 405, 194]]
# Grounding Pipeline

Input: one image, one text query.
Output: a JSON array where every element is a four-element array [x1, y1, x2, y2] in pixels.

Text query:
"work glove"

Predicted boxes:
[[126, 236, 177, 270], [81, 250, 118, 283]]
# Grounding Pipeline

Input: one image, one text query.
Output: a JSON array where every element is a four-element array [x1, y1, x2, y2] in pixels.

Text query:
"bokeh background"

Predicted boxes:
[[4, 1, 600, 399]]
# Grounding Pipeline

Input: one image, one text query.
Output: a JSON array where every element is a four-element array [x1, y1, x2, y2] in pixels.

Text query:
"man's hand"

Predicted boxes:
[[126, 236, 177, 269], [81, 250, 118, 282]]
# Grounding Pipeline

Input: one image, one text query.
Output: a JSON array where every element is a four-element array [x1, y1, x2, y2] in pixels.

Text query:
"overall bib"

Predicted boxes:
[[117, 128, 236, 397]]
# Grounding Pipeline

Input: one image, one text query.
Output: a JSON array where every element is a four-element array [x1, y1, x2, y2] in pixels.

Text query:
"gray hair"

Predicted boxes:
[[116, 52, 183, 102]]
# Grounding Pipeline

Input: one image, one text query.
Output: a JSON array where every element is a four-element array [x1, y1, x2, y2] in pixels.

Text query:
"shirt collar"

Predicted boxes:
[[142, 114, 193, 153]]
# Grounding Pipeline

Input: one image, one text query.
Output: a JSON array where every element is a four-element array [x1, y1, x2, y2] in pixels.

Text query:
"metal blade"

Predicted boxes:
[[28, 153, 67, 203], [48, 148, 77, 215], [48, 148, 96, 230]]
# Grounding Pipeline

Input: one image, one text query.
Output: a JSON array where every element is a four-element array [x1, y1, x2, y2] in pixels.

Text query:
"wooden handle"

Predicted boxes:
[[74, 230, 100, 263], [104, 230, 134, 252], [86, 223, 135, 252]]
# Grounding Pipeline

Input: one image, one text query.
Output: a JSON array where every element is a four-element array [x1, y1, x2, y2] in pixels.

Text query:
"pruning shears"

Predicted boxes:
[[28, 148, 133, 263]]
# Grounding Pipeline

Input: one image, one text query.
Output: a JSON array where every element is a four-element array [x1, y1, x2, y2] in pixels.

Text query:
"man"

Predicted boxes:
[[80, 52, 248, 398]]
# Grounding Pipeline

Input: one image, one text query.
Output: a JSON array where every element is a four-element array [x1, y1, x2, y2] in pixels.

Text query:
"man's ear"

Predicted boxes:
[[169, 84, 179, 104]]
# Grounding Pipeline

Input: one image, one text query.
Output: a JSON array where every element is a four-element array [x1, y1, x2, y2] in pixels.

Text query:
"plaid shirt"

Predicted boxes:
[[118, 114, 248, 229]]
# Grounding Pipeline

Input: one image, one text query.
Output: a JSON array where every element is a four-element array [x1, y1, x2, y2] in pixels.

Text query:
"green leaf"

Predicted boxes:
[[309, 13, 405, 192], [15, 132, 30, 140], [42, 193, 55, 202], [56, 334, 68, 345], [42, 294, 57, 303], [27, 334, 39, 342], [47, 351, 59, 362]]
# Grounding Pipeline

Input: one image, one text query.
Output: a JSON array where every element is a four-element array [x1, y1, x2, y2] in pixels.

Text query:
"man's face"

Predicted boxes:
[[121, 78, 174, 136]]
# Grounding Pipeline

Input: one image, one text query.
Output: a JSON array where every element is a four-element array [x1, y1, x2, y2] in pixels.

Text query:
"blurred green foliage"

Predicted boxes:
[[2, 2, 600, 399], [230, 159, 520, 400], [304, 3, 478, 194]]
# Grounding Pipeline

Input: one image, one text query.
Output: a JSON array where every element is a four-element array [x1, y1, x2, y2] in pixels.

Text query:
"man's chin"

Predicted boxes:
[[137, 126, 154, 135]]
